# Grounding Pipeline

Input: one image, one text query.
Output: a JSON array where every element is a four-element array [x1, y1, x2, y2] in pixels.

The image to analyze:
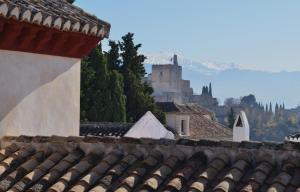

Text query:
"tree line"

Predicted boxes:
[[223, 94, 298, 141]]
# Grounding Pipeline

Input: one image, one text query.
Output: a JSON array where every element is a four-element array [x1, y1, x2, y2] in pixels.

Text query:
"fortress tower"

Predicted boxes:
[[148, 55, 193, 103]]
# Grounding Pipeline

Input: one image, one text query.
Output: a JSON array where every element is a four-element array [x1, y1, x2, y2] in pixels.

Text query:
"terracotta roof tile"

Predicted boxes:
[[70, 150, 124, 192], [28, 149, 84, 192], [157, 102, 213, 116], [188, 114, 232, 140], [0, 0, 110, 38], [0, 136, 298, 191], [10, 151, 67, 192]]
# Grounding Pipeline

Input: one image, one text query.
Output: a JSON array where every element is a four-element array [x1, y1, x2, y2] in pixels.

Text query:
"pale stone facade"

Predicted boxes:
[[145, 55, 193, 104], [0, 50, 80, 137]]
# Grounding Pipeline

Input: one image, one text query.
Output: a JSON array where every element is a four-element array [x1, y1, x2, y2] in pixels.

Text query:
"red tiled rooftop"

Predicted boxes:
[[0, 136, 298, 191]]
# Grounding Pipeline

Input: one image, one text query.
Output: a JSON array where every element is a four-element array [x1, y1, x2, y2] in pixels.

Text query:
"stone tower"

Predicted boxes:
[[173, 54, 178, 66], [148, 54, 193, 103]]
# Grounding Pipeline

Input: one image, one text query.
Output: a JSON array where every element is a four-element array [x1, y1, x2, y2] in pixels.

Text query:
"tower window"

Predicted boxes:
[[159, 71, 163, 81]]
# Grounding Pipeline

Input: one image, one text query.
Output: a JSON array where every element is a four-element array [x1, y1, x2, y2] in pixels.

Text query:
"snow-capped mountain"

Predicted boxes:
[[144, 52, 300, 109], [145, 52, 237, 75]]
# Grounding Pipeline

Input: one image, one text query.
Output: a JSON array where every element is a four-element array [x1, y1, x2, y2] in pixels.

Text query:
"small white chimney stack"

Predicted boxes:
[[233, 111, 250, 141]]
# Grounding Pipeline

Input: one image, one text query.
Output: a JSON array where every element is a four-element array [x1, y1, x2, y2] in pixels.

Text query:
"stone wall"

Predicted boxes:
[[149, 63, 195, 104], [151, 64, 182, 94]]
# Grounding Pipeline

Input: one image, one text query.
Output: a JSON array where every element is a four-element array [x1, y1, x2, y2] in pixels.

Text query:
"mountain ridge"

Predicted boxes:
[[144, 53, 300, 109]]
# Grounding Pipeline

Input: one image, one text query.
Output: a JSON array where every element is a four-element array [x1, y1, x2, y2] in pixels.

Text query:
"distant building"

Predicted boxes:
[[144, 55, 193, 103], [157, 102, 232, 140], [81, 111, 175, 139], [144, 54, 218, 108]]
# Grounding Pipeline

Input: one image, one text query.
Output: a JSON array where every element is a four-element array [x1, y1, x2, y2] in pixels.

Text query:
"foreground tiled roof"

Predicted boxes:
[[157, 102, 213, 116], [0, 0, 110, 38], [80, 122, 134, 137], [0, 136, 299, 192]]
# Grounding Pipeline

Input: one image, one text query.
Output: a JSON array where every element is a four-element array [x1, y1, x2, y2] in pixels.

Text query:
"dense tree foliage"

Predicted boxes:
[[241, 94, 257, 106], [227, 107, 236, 129], [118, 33, 165, 123], [81, 33, 165, 124], [209, 83, 212, 97], [81, 44, 126, 122], [202, 82, 213, 96], [219, 94, 300, 142]]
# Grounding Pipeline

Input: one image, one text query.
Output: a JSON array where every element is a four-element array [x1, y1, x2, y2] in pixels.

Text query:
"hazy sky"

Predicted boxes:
[[75, 0, 300, 72]]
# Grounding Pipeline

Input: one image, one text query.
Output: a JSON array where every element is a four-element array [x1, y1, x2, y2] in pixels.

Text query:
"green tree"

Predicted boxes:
[[80, 44, 126, 122], [241, 94, 257, 106], [227, 107, 236, 129], [107, 41, 121, 71], [119, 33, 165, 123], [209, 82, 212, 97], [106, 41, 126, 122]]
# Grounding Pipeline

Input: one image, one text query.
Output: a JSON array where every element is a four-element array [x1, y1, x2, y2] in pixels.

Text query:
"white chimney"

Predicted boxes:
[[233, 111, 250, 141]]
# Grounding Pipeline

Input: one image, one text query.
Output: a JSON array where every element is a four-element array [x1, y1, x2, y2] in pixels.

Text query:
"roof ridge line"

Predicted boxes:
[[2, 135, 300, 152]]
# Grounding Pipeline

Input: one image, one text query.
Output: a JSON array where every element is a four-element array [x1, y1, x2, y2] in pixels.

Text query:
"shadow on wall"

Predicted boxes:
[[0, 50, 77, 121]]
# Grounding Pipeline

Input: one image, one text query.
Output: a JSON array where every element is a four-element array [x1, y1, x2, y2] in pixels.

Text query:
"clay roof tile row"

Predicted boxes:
[[0, 0, 110, 38], [0, 136, 299, 191]]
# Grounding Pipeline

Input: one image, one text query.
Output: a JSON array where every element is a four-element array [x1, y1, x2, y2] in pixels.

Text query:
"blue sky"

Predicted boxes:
[[75, 0, 300, 72]]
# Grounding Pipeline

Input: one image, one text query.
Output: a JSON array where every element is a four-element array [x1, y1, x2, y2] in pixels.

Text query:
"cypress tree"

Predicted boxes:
[[209, 82, 212, 97], [119, 33, 165, 123], [107, 41, 121, 71], [227, 107, 235, 129], [106, 41, 126, 122], [82, 45, 109, 121], [80, 44, 126, 122], [275, 103, 279, 116], [204, 86, 209, 94]]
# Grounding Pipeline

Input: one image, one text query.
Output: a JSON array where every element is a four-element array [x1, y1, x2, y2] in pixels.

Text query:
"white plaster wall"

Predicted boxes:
[[125, 111, 174, 139], [233, 111, 250, 142], [166, 114, 177, 131], [0, 50, 80, 137], [166, 113, 190, 136]]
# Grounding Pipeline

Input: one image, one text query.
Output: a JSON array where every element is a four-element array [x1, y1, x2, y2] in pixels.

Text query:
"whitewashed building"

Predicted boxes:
[[157, 102, 233, 140], [0, 0, 110, 137]]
